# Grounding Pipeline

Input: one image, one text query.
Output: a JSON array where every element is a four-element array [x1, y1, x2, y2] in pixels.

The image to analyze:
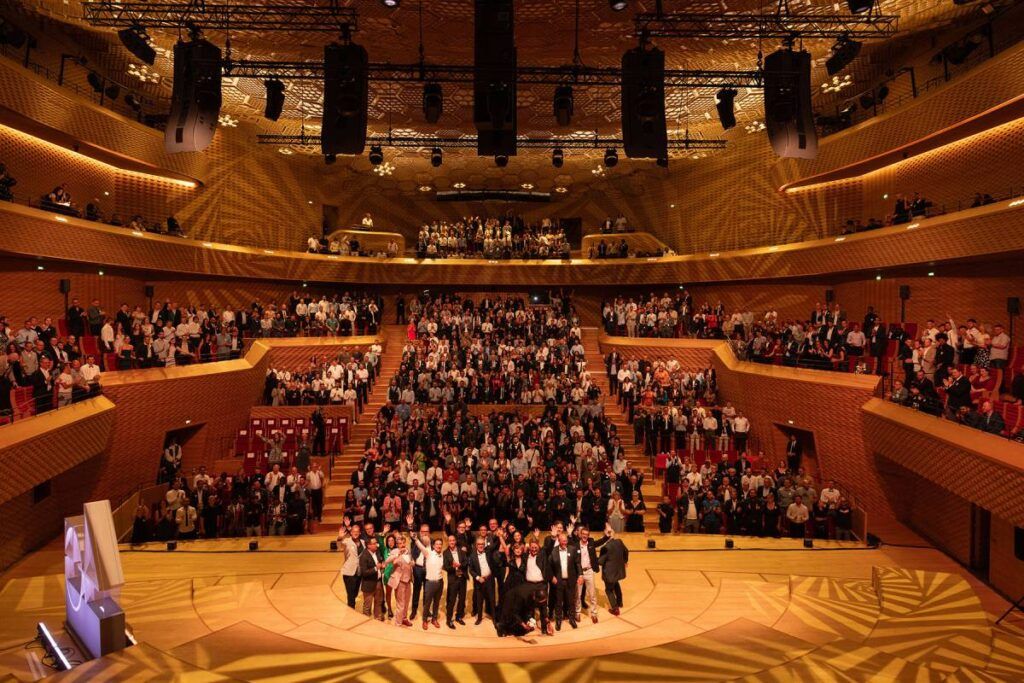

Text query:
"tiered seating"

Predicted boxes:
[[234, 414, 350, 473]]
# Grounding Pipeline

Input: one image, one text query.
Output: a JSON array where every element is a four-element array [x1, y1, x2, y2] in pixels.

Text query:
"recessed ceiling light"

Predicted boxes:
[[418, 185, 432, 192], [521, 183, 534, 190], [554, 186, 568, 193], [278, 147, 294, 155], [453, 182, 466, 189]]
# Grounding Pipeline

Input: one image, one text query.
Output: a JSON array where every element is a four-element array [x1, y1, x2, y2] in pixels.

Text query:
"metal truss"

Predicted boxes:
[[635, 12, 899, 40], [256, 133, 727, 151], [82, 1, 357, 32], [225, 61, 763, 88]]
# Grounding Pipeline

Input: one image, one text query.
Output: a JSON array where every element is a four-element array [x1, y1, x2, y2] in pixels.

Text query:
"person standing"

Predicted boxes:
[[307, 462, 325, 522], [468, 536, 499, 625], [597, 526, 628, 616], [311, 407, 327, 457], [383, 534, 415, 626], [337, 521, 366, 608], [548, 533, 582, 630], [442, 534, 469, 628], [359, 537, 386, 621], [574, 526, 607, 624], [786, 495, 809, 538], [413, 529, 445, 630]]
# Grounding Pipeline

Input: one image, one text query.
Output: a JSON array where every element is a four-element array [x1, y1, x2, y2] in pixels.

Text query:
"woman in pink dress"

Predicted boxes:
[[383, 534, 415, 626], [406, 320, 417, 342]]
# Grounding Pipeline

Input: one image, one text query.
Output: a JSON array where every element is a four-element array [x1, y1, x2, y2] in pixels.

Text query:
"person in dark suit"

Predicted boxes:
[[597, 526, 628, 616], [359, 537, 385, 620], [785, 435, 802, 473], [969, 400, 1006, 435], [468, 536, 500, 624], [442, 534, 468, 628], [547, 532, 582, 629], [943, 367, 972, 418], [494, 583, 548, 637], [311, 407, 327, 457]]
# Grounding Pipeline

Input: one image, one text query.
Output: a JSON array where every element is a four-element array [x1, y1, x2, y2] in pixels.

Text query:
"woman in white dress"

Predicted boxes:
[[607, 490, 626, 533]]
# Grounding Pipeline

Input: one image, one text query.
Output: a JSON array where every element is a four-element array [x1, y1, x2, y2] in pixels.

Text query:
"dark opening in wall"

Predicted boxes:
[[32, 480, 52, 504]]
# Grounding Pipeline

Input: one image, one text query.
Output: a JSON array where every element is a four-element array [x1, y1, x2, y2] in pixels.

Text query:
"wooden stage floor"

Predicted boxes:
[[1, 533, 1023, 682]]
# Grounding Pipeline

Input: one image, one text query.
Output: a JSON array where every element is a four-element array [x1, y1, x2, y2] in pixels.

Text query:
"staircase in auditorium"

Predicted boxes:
[[321, 325, 662, 529]]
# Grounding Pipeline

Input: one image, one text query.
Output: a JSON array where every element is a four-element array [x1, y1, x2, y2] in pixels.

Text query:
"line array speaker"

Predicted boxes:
[[621, 44, 667, 160], [763, 48, 817, 159], [165, 38, 222, 153], [59, 279, 71, 294], [474, 0, 517, 159], [321, 41, 369, 156]]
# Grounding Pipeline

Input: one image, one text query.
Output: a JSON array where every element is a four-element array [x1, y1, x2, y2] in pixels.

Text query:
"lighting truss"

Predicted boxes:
[[635, 12, 898, 40], [225, 61, 763, 88], [256, 133, 727, 152], [82, 1, 357, 32]]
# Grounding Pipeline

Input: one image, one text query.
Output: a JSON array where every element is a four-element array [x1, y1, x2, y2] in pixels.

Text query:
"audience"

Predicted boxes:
[[416, 216, 571, 259]]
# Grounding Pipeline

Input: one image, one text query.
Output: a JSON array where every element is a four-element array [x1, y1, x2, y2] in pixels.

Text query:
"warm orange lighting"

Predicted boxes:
[[0, 123, 201, 189]]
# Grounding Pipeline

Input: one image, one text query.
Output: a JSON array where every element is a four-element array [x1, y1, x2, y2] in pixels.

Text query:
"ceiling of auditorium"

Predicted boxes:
[[20, 0, 988, 188]]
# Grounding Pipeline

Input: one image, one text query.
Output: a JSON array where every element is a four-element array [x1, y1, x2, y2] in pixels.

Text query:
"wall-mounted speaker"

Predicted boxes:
[[825, 288, 835, 304], [144, 285, 155, 298], [763, 48, 817, 159], [1008, 297, 1021, 316], [59, 278, 71, 294], [165, 38, 222, 153], [899, 285, 911, 301]]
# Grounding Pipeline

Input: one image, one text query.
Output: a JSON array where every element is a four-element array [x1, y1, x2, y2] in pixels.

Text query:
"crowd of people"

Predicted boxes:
[[415, 216, 571, 259], [838, 191, 934, 235], [391, 292, 588, 405], [306, 233, 400, 258], [262, 345, 382, 410], [133, 459, 329, 543]]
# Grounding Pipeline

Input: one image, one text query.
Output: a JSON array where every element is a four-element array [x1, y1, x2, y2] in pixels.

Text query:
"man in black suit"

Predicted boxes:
[[358, 537, 385, 620], [442, 534, 469, 628], [597, 526, 629, 616], [933, 334, 955, 385], [943, 367, 972, 418], [547, 532, 582, 630], [969, 400, 1006, 435], [785, 435, 802, 473], [468, 535, 500, 624]]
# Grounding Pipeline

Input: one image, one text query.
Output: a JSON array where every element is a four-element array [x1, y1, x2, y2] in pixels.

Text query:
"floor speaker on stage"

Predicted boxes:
[[763, 48, 817, 159], [165, 38, 222, 153]]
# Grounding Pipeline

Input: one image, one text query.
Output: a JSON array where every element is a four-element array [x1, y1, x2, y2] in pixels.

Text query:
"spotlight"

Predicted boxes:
[[117, 25, 155, 65], [846, 0, 874, 13], [495, 154, 509, 168], [125, 93, 141, 110], [803, 538, 814, 548], [324, 153, 337, 165], [715, 88, 737, 130], [859, 92, 875, 109], [422, 82, 443, 123], [369, 145, 384, 165], [104, 84, 120, 101], [609, 0, 628, 10], [380, 0, 400, 6], [552, 148, 564, 168], [826, 35, 862, 76], [725, 538, 734, 549], [876, 84, 890, 104], [264, 79, 285, 121], [839, 102, 857, 116], [166, 541, 177, 551], [553, 84, 573, 126], [656, 155, 668, 168], [330, 540, 339, 551], [431, 147, 442, 167], [249, 541, 259, 551], [603, 148, 618, 167], [646, 539, 656, 549]]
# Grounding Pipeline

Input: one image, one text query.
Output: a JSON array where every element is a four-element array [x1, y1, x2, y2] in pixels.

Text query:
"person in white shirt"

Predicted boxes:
[[819, 481, 841, 506], [307, 462, 325, 521], [990, 323, 1011, 368], [175, 498, 198, 539], [413, 530, 446, 629]]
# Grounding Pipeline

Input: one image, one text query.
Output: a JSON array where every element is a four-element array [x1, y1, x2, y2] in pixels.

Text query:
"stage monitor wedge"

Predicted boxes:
[[165, 38, 222, 153], [621, 44, 667, 160], [763, 48, 818, 160], [322, 41, 369, 156]]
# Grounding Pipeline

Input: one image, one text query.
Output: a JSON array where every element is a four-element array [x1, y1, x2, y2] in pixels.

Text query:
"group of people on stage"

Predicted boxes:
[[337, 515, 629, 637]]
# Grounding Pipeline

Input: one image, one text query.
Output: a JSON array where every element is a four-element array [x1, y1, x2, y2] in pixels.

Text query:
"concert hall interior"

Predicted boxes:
[[1, 0, 1024, 680]]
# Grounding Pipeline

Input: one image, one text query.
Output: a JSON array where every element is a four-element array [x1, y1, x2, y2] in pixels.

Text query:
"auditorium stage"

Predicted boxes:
[[1, 533, 1022, 681]]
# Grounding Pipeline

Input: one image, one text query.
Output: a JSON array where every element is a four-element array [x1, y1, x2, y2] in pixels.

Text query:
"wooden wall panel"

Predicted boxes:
[[989, 514, 1024, 602]]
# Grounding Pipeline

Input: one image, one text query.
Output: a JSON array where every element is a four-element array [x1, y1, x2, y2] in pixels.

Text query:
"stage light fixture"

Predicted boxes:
[[431, 147, 443, 167], [264, 79, 285, 121], [847, 0, 874, 13], [422, 82, 443, 123], [656, 156, 669, 168], [249, 541, 259, 551], [647, 539, 656, 549], [604, 148, 618, 167], [166, 541, 177, 551], [610, 0, 628, 10], [125, 93, 141, 110], [324, 153, 337, 165], [553, 84, 574, 126], [826, 35, 862, 76], [552, 148, 564, 168], [859, 92, 875, 109], [803, 538, 814, 548], [87, 71, 104, 93], [369, 145, 384, 165], [715, 87, 737, 130], [330, 540, 339, 551], [495, 154, 509, 168], [104, 84, 120, 101], [117, 25, 156, 65], [876, 84, 890, 103], [725, 538, 734, 549]]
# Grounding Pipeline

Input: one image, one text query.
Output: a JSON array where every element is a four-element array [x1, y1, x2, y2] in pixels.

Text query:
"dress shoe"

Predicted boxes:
[[592, 615, 599, 624], [610, 607, 620, 616], [475, 616, 483, 625], [569, 618, 578, 629], [432, 619, 440, 629], [555, 620, 562, 631], [401, 619, 413, 627], [422, 621, 428, 630], [456, 618, 466, 626], [447, 621, 455, 630]]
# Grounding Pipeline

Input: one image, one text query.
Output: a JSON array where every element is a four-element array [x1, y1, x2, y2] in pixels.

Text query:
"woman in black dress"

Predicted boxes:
[[762, 496, 781, 538]]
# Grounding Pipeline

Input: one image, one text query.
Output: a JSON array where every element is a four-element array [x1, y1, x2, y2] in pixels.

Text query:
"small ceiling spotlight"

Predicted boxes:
[[430, 147, 442, 167], [609, 0, 628, 10], [495, 154, 509, 167], [368, 145, 384, 165], [603, 148, 618, 167], [552, 148, 564, 168]]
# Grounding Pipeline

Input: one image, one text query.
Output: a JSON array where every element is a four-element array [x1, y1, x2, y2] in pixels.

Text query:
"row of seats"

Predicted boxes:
[[234, 415, 350, 473]]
